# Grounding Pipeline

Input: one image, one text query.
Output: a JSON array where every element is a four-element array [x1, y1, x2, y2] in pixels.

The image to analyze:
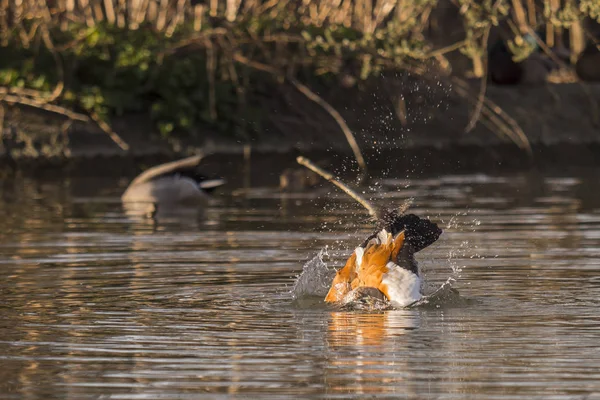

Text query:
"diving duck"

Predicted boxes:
[[121, 155, 226, 205], [325, 210, 442, 308]]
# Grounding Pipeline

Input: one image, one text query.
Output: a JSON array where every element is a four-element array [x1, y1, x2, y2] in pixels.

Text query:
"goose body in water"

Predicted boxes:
[[122, 155, 226, 206], [325, 211, 442, 308]]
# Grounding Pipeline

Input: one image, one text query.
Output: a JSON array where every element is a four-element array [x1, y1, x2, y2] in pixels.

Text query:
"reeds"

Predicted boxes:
[[1, 1, 592, 63], [0, 0, 438, 38], [0, 0, 597, 158]]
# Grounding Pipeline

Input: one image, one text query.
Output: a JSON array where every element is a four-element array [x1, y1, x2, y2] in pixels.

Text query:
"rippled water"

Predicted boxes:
[[1, 167, 600, 399]]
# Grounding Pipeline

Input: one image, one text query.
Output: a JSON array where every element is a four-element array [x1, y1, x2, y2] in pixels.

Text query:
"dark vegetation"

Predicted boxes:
[[0, 0, 599, 158]]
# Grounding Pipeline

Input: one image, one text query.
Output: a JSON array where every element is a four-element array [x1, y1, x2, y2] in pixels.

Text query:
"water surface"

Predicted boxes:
[[1, 168, 600, 399]]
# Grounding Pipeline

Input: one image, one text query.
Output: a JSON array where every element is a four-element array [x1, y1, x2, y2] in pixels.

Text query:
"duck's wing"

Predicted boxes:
[[324, 252, 358, 303], [129, 154, 204, 187], [352, 232, 398, 289], [325, 208, 442, 304]]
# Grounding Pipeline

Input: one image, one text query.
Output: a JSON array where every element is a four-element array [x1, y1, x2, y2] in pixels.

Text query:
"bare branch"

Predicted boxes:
[[88, 110, 130, 151], [465, 25, 491, 133], [297, 156, 377, 217], [289, 78, 368, 183], [0, 93, 88, 121]]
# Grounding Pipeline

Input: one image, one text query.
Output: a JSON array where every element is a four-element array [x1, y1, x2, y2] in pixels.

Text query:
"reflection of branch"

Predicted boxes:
[[297, 156, 377, 217]]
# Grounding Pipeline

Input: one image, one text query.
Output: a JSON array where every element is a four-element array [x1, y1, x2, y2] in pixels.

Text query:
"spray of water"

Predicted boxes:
[[290, 247, 336, 300], [290, 207, 483, 309], [288, 71, 477, 309]]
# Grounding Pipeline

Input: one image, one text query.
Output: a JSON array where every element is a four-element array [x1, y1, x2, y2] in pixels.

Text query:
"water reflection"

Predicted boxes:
[[121, 200, 213, 230], [1, 169, 600, 399], [328, 310, 420, 347]]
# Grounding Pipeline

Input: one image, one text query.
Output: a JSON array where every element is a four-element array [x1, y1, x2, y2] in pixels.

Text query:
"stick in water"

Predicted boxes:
[[296, 156, 377, 217]]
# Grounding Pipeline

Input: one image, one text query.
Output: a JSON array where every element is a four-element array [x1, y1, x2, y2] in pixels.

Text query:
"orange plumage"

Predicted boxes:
[[324, 211, 442, 307], [354, 232, 405, 299], [324, 252, 357, 302], [325, 231, 406, 303]]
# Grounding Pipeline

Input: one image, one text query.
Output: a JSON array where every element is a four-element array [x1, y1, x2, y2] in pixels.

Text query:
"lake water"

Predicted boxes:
[[1, 166, 600, 399]]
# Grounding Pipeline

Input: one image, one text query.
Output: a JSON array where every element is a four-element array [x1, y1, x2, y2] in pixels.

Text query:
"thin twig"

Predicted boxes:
[[232, 52, 277, 74], [0, 103, 5, 136], [88, 110, 130, 151], [231, 53, 368, 183], [451, 76, 532, 155], [479, 96, 532, 155], [465, 25, 491, 133], [0, 86, 52, 98], [289, 78, 368, 183], [465, 0, 504, 132], [425, 39, 468, 58], [40, 28, 65, 102], [297, 156, 377, 217], [206, 41, 217, 121], [0, 93, 88, 121]]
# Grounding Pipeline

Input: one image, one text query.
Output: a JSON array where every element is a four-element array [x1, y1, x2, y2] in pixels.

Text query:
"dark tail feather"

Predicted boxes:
[[362, 209, 442, 252]]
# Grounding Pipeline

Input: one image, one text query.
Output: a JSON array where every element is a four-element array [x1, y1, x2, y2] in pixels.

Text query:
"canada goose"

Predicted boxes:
[[121, 155, 225, 205]]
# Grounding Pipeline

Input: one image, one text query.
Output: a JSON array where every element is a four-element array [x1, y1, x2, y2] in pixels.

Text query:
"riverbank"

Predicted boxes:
[[2, 0, 600, 180], [2, 77, 599, 180]]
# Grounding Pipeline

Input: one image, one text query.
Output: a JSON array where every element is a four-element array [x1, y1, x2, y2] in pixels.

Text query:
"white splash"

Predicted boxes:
[[290, 209, 483, 309], [290, 248, 336, 300]]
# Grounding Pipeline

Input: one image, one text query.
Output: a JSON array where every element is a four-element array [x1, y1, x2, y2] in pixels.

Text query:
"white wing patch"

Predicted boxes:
[[382, 261, 422, 308], [354, 247, 364, 272], [377, 229, 391, 245]]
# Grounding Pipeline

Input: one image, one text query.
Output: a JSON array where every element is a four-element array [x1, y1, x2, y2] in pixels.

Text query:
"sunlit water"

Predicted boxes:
[[1, 168, 600, 399]]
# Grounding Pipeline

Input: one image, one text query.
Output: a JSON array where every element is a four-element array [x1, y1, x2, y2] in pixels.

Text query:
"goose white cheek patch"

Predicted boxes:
[[199, 179, 227, 189]]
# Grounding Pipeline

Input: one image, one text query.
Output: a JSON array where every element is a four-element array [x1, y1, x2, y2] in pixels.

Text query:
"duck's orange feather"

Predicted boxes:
[[390, 231, 406, 262], [325, 231, 406, 303], [324, 252, 357, 302]]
